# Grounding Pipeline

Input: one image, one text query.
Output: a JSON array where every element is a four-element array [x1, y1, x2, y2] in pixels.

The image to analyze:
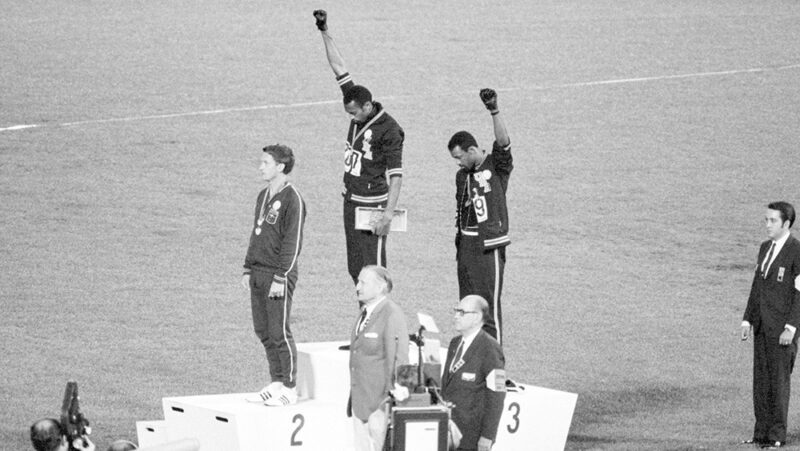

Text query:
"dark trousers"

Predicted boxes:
[[343, 199, 387, 284], [457, 234, 506, 345], [752, 330, 797, 442], [250, 269, 298, 388]]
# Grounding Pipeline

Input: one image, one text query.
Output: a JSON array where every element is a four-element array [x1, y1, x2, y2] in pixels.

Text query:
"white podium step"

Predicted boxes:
[[494, 384, 577, 451], [295, 341, 350, 403], [162, 393, 352, 451], [136, 420, 169, 448]]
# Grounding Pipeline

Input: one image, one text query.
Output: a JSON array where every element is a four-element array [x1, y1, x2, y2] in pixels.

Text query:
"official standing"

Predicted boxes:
[[242, 144, 306, 407], [349, 265, 409, 451], [741, 201, 800, 449], [313, 10, 405, 285], [448, 89, 512, 344], [442, 295, 506, 451]]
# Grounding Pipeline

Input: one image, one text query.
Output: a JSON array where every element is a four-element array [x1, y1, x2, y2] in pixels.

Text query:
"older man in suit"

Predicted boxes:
[[349, 265, 409, 451], [442, 295, 506, 451], [741, 201, 800, 449]]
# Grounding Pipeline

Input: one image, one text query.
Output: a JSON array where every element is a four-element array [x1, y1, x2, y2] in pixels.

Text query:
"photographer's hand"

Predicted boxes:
[[73, 436, 96, 451]]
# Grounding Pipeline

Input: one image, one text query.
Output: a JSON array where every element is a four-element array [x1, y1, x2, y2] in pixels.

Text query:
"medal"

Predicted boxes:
[[255, 227, 261, 235]]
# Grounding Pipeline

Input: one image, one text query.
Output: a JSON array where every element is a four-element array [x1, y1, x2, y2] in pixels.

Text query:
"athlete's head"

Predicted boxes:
[[261, 144, 295, 175], [447, 131, 484, 170], [343, 85, 374, 123], [30, 418, 66, 451]]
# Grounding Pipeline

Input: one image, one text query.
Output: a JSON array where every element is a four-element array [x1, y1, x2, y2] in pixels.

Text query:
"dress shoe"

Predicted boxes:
[[761, 441, 783, 449]]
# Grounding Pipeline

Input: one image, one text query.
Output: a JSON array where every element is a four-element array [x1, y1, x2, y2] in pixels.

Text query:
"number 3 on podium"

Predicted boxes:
[[506, 402, 520, 434]]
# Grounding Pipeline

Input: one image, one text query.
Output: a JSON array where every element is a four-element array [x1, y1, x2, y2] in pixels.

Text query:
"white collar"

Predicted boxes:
[[459, 327, 482, 352], [363, 296, 386, 318]]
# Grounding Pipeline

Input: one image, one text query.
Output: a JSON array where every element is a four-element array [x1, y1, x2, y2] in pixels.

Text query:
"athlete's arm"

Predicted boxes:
[[491, 111, 510, 148], [314, 10, 348, 78], [480, 88, 510, 147], [372, 175, 402, 236]]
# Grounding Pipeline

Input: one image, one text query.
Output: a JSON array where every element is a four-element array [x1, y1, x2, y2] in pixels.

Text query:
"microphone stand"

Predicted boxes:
[[408, 325, 426, 393]]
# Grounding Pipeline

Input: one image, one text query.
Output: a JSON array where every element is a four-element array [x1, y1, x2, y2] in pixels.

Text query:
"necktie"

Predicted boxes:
[[356, 309, 368, 334], [761, 241, 776, 278], [449, 339, 464, 373]]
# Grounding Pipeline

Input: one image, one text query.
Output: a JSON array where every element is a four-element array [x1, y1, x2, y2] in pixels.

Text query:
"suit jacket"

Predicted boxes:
[[441, 330, 506, 448], [743, 234, 800, 339], [349, 298, 409, 421]]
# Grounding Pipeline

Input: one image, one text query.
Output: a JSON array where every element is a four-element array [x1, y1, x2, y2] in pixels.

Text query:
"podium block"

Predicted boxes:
[[493, 384, 577, 451], [295, 341, 350, 402], [136, 420, 169, 448], [162, 393, 352, 451]]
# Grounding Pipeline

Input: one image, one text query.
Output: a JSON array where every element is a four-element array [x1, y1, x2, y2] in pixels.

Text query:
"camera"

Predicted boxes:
[[60, 381, 91, 450]]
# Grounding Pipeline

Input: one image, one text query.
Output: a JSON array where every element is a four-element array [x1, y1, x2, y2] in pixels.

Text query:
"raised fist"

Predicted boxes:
[[479, 88, 498, 111], [313, 10, 327, 31]]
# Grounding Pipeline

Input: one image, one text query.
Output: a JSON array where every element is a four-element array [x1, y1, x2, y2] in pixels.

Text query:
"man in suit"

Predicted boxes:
[[349, 265, 409, 451], [741, 201, 800, 449], [442, 295, 507, 451]]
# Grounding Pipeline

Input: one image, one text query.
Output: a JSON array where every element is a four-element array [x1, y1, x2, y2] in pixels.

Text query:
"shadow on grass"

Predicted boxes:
[[567, 384, 720, 449]]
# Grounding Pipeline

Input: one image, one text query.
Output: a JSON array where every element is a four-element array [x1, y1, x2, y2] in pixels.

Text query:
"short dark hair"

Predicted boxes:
[[343, 85, 372, 107], [768, 201, 796, 228], [30, 418, 63, 451], [447, 131, 478, 151], [262, 144, 295, 174]]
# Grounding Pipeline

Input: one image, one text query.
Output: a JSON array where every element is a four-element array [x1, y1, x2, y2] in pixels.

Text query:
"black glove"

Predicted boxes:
[[479, 88, 498, 112], [313, 10, 327, 31]]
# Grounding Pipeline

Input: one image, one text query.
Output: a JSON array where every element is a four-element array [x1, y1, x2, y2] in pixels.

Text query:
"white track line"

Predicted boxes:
[[2, 64, 798, 133]]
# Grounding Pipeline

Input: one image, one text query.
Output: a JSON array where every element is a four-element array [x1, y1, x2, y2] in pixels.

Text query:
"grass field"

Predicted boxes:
[[3, 1, 800, 450]]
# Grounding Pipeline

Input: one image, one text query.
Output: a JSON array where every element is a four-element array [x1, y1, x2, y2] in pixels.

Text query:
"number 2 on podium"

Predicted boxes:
[[291, 413, 304, 446]]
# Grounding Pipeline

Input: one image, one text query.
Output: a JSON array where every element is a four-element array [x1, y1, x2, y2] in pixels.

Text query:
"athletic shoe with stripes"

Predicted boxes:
[[245, 382, 283, 403], [264, 386, 298, 407]]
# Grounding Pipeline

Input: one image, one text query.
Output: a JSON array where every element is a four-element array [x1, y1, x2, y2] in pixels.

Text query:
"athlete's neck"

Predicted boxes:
[[471, 151, 487, 172], [267, 175, 288, 199]]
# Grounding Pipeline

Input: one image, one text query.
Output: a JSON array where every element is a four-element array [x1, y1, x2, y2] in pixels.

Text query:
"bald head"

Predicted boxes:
[[30, 418, 64, 451], [454, 295, 489, 335], [461, 295, 489, 323]]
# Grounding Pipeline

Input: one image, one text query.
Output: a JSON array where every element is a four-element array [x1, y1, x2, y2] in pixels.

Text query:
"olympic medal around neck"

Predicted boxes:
[[255, 189, 281, 236]]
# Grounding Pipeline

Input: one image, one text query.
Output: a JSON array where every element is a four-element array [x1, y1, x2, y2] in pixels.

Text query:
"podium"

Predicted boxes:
[[494, 385, 578, 451], [161, 393, 350, 450], [136, 341, 577, 450]]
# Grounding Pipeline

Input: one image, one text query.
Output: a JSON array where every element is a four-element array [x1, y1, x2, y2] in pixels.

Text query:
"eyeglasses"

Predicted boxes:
[[453, 308, 479, 316]]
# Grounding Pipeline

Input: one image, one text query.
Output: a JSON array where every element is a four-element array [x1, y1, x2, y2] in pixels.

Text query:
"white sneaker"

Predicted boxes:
[[246, 382, 283, 403], [264, 385, 297, 406]]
